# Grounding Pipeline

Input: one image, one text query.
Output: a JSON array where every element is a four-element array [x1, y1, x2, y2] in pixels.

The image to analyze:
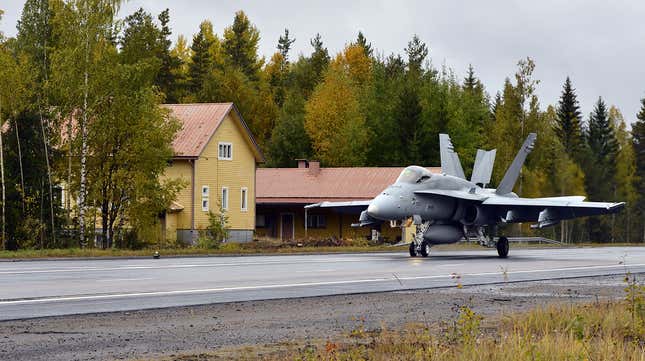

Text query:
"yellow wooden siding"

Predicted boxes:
[[161, 160, 193, 230], [193, 112, 256, 230]]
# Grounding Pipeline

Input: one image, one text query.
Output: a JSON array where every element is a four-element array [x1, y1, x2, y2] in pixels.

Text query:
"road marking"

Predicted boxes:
[[1, 263, 643, 306], [96, 278, 154, 282], [0, 258, 387, 275]]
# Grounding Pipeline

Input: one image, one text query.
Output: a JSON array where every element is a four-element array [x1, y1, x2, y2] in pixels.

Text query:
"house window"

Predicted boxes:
[[201, 185, 210, 212], [256, 215, 266, 228], [241, 187, 248, 211], [307, 214, 326, 228], [218, 142, 232, 160], [221, 187, 229, 210]]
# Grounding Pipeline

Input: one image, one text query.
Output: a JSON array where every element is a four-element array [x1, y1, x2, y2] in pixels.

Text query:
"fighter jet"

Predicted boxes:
[[305, 133, 625, 258]]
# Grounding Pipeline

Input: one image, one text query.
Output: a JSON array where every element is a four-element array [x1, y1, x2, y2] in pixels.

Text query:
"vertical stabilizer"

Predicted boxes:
[[471, 149, 497, 186], [495, 133, 537, 195], [439, 134, 466, 179]]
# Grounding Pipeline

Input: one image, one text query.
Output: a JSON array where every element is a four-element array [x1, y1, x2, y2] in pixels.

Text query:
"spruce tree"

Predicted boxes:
[[354, 31, 372, 57], [555, 77, 583, 157], [584, 97, 618, 241], [405, 34, 428, 73], [587, 97, 617, 167], [222, 11, 261, 81], [633, 97, 645, 241], [188, 21, 215, 94], [309, 33, 330, 84], [156, 9, 181, 102]]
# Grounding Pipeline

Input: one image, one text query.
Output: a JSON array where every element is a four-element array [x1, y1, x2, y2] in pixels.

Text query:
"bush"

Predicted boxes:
[[197, 208, 229, 249]]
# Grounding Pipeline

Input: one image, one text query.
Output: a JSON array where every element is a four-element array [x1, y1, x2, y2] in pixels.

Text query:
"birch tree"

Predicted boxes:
[[49, 0, 122, 247]]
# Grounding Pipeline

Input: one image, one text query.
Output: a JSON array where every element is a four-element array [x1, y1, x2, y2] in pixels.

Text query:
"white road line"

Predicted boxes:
[[1, 263, 643, 306], [96, 278, 154, 282], [0, 258, 386, 275]]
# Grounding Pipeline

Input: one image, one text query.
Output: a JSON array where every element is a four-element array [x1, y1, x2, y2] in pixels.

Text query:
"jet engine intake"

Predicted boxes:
[[423, 224, 464, 244], [460, 204, 487, 225]]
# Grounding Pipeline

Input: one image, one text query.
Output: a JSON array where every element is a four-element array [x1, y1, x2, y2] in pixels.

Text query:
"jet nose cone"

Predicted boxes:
[[367, 196, 388, 220], [367, 202, 379, 217]]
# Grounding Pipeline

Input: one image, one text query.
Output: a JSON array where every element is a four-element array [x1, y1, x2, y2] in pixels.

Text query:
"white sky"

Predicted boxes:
[[2, 0, 645, 124]]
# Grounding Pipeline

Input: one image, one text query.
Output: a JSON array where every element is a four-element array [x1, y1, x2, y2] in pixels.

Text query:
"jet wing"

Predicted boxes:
[[414, 189, 488, 202], [482, 196, 625, 227], [304, 200, 371, 209], [439, 134, 466, 179]]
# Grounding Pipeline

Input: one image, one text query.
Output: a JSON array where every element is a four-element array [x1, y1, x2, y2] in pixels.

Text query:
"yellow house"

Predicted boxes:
[[162, 103, 264, 243]]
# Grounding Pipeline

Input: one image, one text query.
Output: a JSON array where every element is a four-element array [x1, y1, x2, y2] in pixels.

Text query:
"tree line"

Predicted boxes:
[[0, 1, 644, 249]]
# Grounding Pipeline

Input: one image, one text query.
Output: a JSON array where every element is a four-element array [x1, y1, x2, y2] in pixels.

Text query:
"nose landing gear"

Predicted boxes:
[[410, 221, 432, 257]]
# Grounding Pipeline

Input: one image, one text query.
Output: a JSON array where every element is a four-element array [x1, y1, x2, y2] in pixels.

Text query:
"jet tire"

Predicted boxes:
[[497, 236, 509, 258], [419, 241, 431, 257], [409, 242, 417, 257]]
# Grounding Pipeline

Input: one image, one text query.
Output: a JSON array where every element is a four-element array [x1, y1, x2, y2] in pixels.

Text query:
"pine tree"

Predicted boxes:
[[555, 77, 583, 157], [267, 92, 311, 167], [222, 11, 261, 81], [277, 28, 295, 62]]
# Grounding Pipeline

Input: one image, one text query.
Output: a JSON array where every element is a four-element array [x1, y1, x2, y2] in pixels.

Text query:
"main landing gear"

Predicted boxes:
[[476, 226, 509, 258]]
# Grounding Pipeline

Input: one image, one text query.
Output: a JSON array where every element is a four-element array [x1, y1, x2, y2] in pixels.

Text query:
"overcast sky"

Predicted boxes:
[[2, 0, 644, 124]]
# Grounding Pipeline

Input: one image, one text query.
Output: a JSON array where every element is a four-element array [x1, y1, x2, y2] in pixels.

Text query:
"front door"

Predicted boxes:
[[281, 213, 294, 240]]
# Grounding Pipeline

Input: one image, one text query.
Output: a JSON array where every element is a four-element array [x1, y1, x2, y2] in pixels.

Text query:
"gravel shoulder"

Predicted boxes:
[[0, 274, 636, 361]]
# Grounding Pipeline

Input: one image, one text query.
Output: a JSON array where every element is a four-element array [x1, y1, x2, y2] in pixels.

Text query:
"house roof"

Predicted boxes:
[[163, 103, 264, 162], [256, 166, 441, 204]]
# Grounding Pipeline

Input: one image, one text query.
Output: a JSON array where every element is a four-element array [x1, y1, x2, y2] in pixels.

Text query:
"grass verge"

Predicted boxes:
[[159, 275, 645, 360], [1, 241, 643, 259]]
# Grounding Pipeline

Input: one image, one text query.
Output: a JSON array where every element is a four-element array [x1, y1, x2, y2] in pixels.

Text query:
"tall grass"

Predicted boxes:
[[271, 278, 645, 361]]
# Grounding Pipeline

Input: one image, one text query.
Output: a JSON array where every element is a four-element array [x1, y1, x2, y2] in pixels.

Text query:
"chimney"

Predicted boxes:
[[296, 159, 308, 168], [308, 160, 320, 176]]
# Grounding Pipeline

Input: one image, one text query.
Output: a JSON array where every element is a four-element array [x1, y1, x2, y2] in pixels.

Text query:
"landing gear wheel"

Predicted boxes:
[[409, 242, 417, 257], [419, 241, 431, 257], [497, 236, 509, 258]]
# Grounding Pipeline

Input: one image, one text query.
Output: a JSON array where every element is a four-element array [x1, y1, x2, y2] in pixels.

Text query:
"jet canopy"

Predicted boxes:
[[395, 166, 432, 184]]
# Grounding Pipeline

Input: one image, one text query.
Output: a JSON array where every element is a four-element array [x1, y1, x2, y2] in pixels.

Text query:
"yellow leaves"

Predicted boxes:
[[304, 64, 369, 166], [331, 44, 372, 87]]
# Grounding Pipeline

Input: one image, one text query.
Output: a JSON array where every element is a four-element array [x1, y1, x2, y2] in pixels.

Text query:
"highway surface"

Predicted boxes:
[[1, 247, 644, 321]]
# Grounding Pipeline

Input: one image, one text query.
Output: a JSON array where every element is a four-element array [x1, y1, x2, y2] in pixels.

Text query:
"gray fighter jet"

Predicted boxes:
[[305, 133, 625, 258]]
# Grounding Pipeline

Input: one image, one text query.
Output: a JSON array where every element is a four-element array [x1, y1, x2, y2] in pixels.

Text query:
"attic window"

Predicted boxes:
[[218, 142, 232, 160]]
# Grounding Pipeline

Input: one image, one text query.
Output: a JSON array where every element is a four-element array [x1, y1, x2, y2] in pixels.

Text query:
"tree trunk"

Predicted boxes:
[[0, 112, 5, 250], [39, 108, 56, 245], [79, 1, 90, 248], [14, 118, 25, 213]]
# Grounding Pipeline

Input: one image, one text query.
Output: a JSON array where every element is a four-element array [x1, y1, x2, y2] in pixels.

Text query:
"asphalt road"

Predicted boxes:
[[1, 246, 644, 321]]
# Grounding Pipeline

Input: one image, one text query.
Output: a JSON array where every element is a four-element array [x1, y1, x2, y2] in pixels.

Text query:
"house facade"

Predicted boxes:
[[255, 160, 441, 242], [162, 103, 264, 243]]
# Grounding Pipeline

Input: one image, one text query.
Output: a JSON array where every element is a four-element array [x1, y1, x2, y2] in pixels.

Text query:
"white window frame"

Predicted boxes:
[[201, 185, 209, 197], [241, 187, 248, 212], [221, 187, 229, 210], [201, 198, 209, 212], [218, 142, 233, 160]]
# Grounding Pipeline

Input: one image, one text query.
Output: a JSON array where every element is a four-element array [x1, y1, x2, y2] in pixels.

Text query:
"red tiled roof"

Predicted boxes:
[[257, 166, 441, 204], [164, 103, 233, 157]]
